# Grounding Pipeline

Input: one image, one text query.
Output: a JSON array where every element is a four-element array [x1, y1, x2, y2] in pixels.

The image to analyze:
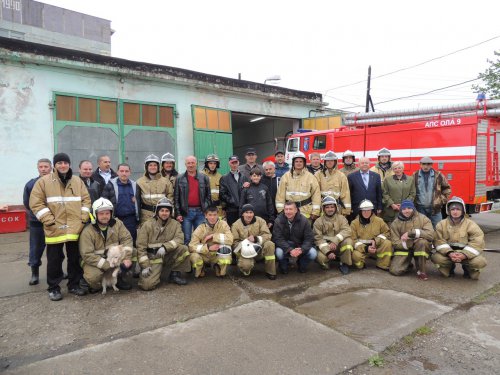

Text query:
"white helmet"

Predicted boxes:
[[154, 197, 173, 215], [216, 245, 233, 261], [91, 198, 114, 224], [240, 239, 262, 259], [359, 199, 374, 211], [145, 154, 161, 165], [377, 148, 391, 157], [446, 196, 466, 215], [292, 151, 307, 163], [161, 152, 175, 163], [343, 150, 355, 158], [323, 151, 338, 161], [321, 195, 338, 208]]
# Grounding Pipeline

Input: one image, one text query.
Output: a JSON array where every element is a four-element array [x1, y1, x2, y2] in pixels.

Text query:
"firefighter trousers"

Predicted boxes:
[[138, 245, 191, 291], [390, 239, 431, 275], [351, 239, 392, 270], [237, 241, 276, 276], [316, 239, 353, 269], [190, 251, 230, 277], [431, 252, 487, 280]]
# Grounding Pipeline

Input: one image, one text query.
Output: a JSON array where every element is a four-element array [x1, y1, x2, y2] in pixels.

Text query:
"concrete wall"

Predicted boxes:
[[0, 59, 316, 204]]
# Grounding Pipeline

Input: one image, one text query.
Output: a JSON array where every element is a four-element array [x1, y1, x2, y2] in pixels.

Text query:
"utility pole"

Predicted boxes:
[[365, 65, 374, 113]]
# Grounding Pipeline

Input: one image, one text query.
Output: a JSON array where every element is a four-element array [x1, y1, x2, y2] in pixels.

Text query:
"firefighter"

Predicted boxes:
[[201, 154, 223, 217], [231, 204, 276, 279], [313, 196, 353, 274], [189, 206, 233, 278], [275, 151, 321, 222], [340, 150, 359, 177], [136, 154, 174, 225], [390, 200, 434, 280], [137, 198, 190, 290], [431, 196, 487, 280], [160, 152, 179, 187], [79, 198, 133, 293], [370, 148, 394, 182], [350, 200, 392, 270], [315, 150, 351, 216]]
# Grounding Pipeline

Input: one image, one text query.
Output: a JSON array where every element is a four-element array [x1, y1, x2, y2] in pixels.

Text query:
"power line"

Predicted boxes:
[[324, 35, 499, 93]]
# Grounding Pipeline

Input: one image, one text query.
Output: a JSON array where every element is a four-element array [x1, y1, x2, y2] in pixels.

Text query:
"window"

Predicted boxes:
[[313, 135, 326, 150], [56, 95, 117, 124], [287, 138, 299, 152], [193, 107, 231, 131], [123, 102, 174, 128]]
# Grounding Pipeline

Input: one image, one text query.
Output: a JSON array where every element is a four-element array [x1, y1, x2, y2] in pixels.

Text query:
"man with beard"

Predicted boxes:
[[161, 152, 179, 187], [201, 154, 223, 218]]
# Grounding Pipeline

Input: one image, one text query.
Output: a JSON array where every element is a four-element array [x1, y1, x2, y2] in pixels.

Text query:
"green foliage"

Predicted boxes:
[[473, 50, 500, 99], [415, 326, 432, 335], [368, 354, 385, 367]]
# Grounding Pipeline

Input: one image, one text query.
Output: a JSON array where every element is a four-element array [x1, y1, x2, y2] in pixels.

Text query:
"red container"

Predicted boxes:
[[0, 210, 27, 233]]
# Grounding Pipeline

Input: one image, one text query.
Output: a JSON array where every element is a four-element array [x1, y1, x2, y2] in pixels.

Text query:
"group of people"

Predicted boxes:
[[23, 147, 487, 301]]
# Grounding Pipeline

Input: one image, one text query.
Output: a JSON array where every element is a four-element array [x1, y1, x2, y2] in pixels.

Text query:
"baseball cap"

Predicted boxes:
[[228, 155, 239, 162], [246, 147, 257, 155]]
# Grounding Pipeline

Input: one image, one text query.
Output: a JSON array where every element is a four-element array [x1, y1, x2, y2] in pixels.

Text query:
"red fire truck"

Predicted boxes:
[[285, 100, 500, 214]]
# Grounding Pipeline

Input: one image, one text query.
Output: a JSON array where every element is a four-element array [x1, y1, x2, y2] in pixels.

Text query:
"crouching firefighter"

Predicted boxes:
[[79, 198, 133, 293], [232, 204, 276, 280], [313, 196, 353, 274], [189, 205, 234, 278], [431, 196, 487, 280], [137, 198, 190, 290], [350, 199, 392, 271]]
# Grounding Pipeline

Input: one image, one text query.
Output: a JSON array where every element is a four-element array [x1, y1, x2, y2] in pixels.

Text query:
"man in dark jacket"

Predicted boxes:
[[219, 155, 250, 226], [23, 158, 52, 285], [174, 155, 212, 244], [272, 201, 317, 274], [262, 161, 279, 220], [91, 154, 117, 196], [240, 168, 275, 227], [79, 160, 100, 203], [347, 157, 382, 222]]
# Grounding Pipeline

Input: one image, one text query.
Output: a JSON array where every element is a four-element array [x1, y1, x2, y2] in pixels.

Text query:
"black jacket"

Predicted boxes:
[[272, 211, 314, 253], [239, 182, 275, 223], [219, 171, 249, 211], [174, 171, 211, 217], [92, 168, 117, 196], [80, 176, 100, 203]]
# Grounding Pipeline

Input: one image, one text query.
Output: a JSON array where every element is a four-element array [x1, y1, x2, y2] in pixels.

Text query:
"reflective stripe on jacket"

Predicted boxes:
[[434, 217, 484, 259]]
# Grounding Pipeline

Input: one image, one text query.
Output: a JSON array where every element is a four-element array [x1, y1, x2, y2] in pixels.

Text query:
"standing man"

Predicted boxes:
[[137, 154, 174, 225], [201, 154, 223, 217], [274, 150, 290, 179], [79, 160, 100, 203], [30, 153, 91, 301], [347, 157, 382, 222], [370, 148, 394, 182], [161, 152, 179, 187], [413, 156, 451, 228], [239, 147, 264, 179], [340, 150, 359, 177], [174, 155, 211, 244], [307, 153, 324, 175], [220, 155, 250, 226], [92, 154, 117, 197], [276, 152, 321, 222], [102, 163, 140, 243], [262, 161, 279, 219], [23, 158, 52, 285], [273, 201, 317, 274]]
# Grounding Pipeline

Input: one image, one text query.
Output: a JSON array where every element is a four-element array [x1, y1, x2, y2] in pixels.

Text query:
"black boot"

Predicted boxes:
[[116, 274, 132, 290], [29, 266, 39, 285], [169, 271, 188, 285]]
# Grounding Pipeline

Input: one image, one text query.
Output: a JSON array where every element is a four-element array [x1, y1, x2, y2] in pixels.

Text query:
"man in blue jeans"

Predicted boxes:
[[174, 155, 212, 244], [272, 201, 317, 274]]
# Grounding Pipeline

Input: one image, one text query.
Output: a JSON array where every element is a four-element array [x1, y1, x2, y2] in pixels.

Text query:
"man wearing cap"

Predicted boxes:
[[30, 153, 91, 301], [413, 156, 451, 228], [220, 155, 250, 226], [231, 204, 276, 279], [274, 150, 290, 179], [239, 147, 264, 179], [91, 154, 117, 197], [432, 196, 487, 280], [174, 155, 212, 244], [188, 206, 233, 278], [390, 199, 434, 280], [23, 158, 52, 285]]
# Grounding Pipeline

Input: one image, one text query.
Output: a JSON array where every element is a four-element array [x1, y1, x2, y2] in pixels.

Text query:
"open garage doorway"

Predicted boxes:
[[231, 112, 300, 163]]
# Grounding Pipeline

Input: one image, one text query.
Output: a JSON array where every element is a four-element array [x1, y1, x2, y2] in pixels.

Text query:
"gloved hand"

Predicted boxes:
[[141, 267, 152, 278], [156, 246, 166, 258]]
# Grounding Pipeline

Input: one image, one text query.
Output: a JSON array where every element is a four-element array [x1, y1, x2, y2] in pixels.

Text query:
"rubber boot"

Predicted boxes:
[[116, 274, 132, 290], [169, 271, 188, 285], [29, 266, 39, 285]]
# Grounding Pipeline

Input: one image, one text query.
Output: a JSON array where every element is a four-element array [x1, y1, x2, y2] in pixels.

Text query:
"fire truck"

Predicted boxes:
[[285, 100, 500, 214]]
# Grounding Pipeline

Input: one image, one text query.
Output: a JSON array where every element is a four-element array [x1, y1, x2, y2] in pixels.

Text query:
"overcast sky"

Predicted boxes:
[[43, 0, 500, 112]]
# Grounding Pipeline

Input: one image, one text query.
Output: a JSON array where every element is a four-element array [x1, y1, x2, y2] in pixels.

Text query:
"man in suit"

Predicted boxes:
[[347, 157, 382, 222]]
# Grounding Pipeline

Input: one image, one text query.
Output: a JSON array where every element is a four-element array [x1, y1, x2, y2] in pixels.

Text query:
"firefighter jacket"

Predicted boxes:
[[350, 214, 390, 251], [79, 218, 133, 271], [231, 216, 272, 254], [161, 168, 178, 188], [275, 169, 321, 217], [189, 220, 233, 255], [340, 164, 359, 177], [272, 211, 314, 253], [434, 217, 484, 260], [313, 212, 351, 255], [370, 163, 394, 182], [136, 173, 173, 211], [30, 169, 91, 244], [136, 217, 186, 269], [315, 168, 351, 214], [412, 169, 451, 215], [174, 171, 212, 217], [201, 168, 222, 206], [382, 174, 416, 222], [390, 211, 434, 251]]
